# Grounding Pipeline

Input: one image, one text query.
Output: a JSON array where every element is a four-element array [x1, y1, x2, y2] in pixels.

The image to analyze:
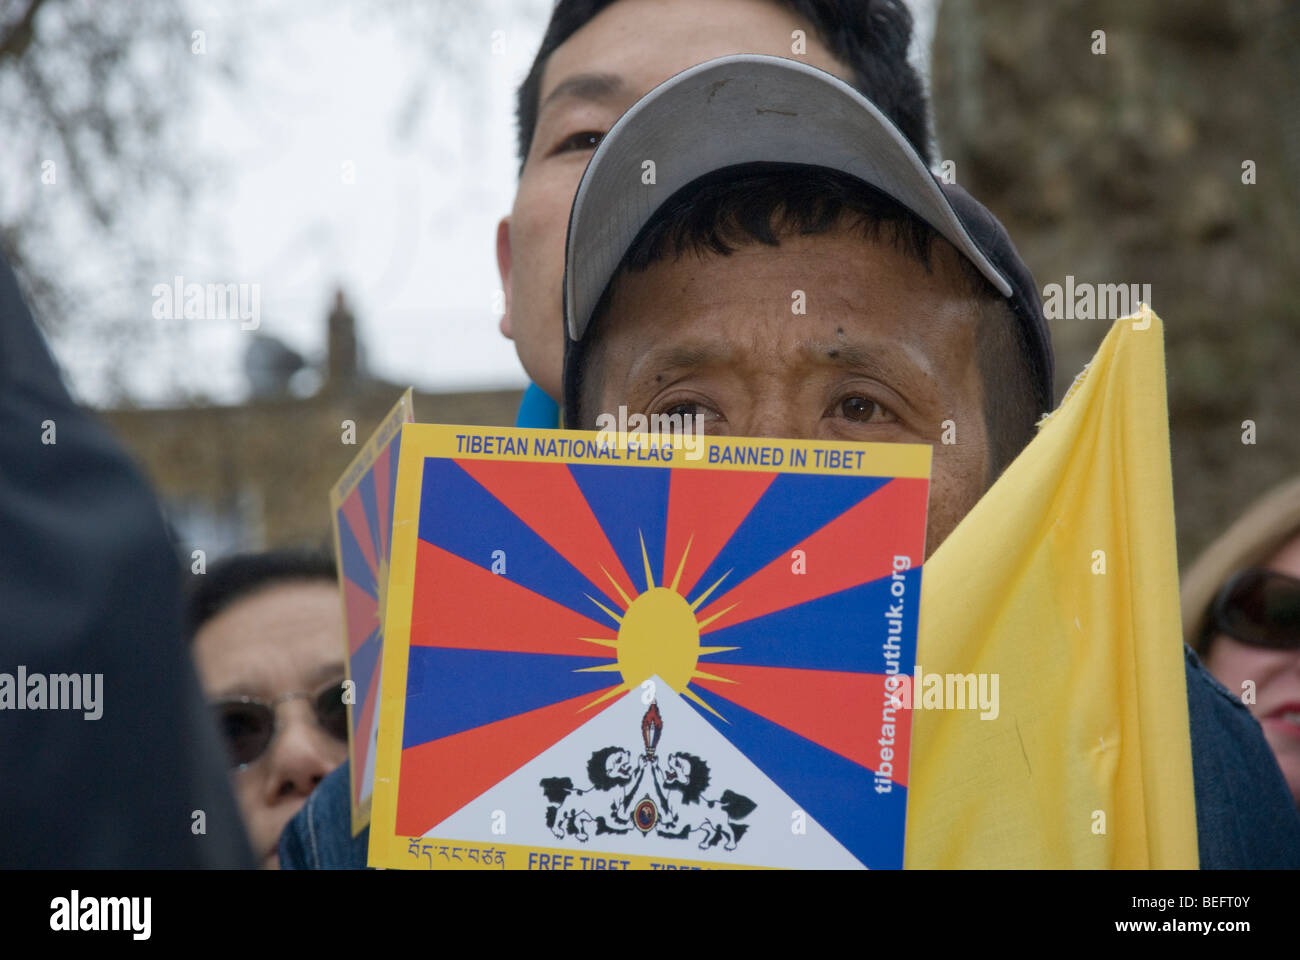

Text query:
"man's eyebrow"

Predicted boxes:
[[625, 339, 931, 403], [210, 679, 262, 701], [630, 343, 733, 381], [803, 340, 933, 398], [805, 341, 894, 375], [210, 660, 345, 702], [309, 661, 347, 690], [634, 342, 907, 378], [539, 72, 625, 112]]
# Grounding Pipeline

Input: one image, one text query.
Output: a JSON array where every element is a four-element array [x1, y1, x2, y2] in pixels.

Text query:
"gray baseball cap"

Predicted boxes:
[[562, 53, 1052, 420]]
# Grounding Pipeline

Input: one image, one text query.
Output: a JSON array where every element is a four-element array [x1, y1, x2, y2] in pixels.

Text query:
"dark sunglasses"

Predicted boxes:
[[212, 680, 349, 769], [1208, 568, 1300, 650]]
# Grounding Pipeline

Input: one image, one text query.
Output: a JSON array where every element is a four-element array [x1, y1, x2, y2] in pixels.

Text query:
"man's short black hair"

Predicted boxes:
[[516, 0, 931, 171], [187, 547, 337, 642], [570, 164, 1041, 485]]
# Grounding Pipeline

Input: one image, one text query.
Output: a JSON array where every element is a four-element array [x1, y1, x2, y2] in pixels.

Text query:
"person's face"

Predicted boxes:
[[584, 228, 990, 557], [192, 581, 348, 868], [497, 0, 853, 399], [1204, 534, 1300, 806]]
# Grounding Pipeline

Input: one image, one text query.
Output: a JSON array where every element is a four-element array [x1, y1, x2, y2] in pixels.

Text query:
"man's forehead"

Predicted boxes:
[[536, 0, 854, 117], [606, 231, 981, 340], [593, 230, 982, 399]]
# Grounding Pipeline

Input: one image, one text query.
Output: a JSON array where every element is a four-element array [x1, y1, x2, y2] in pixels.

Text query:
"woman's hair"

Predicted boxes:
[[1181, 475, 1300, 654], [187, 547, 337, 642]]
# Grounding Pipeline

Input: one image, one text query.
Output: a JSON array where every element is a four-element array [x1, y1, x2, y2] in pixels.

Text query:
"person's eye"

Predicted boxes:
[[832, 394, 895, 424], [658, 399, 720, 422], [551, 130, 605, 155]]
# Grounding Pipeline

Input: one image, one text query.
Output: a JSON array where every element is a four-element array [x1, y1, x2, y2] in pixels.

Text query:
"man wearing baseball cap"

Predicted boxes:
[[562, 54, 1300, 865], [281, 0, 941, 869]]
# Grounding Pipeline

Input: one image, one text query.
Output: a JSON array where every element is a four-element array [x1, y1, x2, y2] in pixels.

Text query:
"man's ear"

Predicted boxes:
[[495, 217, 513, 339]]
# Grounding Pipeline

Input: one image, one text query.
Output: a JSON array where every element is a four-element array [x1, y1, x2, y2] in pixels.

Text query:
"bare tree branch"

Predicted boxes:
[[0, 0, 48, 62]]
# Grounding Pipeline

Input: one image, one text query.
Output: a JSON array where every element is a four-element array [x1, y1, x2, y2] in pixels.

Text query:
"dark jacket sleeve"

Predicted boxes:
[[1186, 645, 1300, 868], [0, 253, 253, 867]]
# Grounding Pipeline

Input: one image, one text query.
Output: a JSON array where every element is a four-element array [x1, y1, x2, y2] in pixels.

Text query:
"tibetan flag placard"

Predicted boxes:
[[369, 425, 930, 870], [330, 388, 415, 835]]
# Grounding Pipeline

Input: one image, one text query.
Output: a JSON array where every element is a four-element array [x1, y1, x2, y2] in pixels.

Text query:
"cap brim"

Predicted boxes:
[[565, 54, 1013, 342]]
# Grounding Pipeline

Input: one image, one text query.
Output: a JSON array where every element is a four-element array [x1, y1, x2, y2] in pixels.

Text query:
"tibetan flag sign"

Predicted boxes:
[[906, 307, 1198, 867], [330, 388, 415, 835], [369, 426, 930, 870]]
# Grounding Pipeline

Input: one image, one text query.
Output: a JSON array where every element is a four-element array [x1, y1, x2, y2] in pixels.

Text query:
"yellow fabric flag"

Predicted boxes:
[[905, 307, 1198, 867]]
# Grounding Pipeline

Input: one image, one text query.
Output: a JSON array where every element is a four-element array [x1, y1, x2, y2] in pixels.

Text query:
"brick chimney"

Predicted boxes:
[[327, 288, 358, 388]]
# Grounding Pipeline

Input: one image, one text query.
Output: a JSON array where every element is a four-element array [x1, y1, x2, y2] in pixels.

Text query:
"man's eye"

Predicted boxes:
[[662, 401, 719, 422], [839, 396, 887, 422], [552, 130, 604, 154]]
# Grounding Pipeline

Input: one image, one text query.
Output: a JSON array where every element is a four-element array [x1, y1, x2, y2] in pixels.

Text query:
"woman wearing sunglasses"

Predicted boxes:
[[189, 549, 350, 868], [1183, 476, 1300, 809]]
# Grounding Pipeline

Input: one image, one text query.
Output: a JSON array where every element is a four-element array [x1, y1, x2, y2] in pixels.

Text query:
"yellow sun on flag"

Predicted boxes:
[[576, 534, 738, 719]]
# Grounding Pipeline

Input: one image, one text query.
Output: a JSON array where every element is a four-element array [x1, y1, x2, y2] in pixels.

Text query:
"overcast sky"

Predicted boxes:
[[30, 0, 546, 406], [26, 0, 934, 408]]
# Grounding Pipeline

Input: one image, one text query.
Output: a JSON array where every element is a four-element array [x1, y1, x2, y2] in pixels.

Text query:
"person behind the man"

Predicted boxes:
[[499, 0, 929, 428], [1181, 475, 1300, 810], [559, 55, 1300, 866], [190, 548, 349, 869], [280, 0, 933, 868]]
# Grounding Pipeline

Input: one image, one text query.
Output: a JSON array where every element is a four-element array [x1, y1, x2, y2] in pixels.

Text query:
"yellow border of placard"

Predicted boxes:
[[329, 388, 414, 836]]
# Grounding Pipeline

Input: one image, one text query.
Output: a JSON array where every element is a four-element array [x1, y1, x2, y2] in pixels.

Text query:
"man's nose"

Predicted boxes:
[[263, 703, 341, 801]]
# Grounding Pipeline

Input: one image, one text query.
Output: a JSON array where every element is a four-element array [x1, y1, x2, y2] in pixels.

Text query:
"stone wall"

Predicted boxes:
[[932, 0, 1300, 565], [102, 386, 523, 555]]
